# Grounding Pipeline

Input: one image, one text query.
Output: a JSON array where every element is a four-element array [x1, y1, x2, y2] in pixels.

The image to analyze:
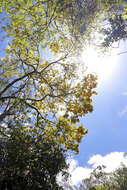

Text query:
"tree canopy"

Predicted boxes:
[[1, 0, 126, 153], [0, 0, 127, 189], [0, 0, 99, 153]]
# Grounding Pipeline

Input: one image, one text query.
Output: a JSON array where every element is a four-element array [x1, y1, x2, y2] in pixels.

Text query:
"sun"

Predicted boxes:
[[81, 46, 118, 83]]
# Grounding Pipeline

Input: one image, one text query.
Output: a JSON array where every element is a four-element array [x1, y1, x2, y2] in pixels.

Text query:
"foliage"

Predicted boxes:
[[0, 126, 68, 190], [66, 164, 127, 190], [98, 0, 127, 47], [0, 0, 127, 189], [101, 13, 127, 47], [0, 0, 98, 153], [1, 0, 127, 189]]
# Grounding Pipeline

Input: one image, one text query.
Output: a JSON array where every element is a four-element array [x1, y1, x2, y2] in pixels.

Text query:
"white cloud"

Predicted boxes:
[[67, 152, 127, 185], [118, 91, 127, 117], [88, 152, 127, 172], [122, 91, 127, 96], [118, 105, 127, 117], [70, 167, 92, 185], [67, 158, 92, 185], [57, 158, 92, 188]]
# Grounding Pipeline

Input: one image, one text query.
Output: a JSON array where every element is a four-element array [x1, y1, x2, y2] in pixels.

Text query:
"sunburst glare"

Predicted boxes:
[[82, 47, 118, 83]]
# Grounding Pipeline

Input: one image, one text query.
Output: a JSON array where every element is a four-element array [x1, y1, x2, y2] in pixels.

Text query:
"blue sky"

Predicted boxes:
[[79, 54, 127, 163], [67, 42, 127, 185]]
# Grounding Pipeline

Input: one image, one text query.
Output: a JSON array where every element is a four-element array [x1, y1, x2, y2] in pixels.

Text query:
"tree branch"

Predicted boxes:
[[118, 50, 127, 55], [0, 71, 35, 97]]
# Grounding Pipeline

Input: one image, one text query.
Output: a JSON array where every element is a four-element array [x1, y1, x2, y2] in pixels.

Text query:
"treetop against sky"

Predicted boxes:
[[0, 0, 127, 163]]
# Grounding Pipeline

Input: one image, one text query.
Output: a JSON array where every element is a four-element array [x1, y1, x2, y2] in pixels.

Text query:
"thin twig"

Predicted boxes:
[[118, 50, 127, 55]]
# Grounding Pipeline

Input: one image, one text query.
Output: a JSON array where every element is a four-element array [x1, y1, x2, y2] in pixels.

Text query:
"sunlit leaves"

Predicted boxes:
[[0, 0, 98, 154], [50, 42, 60, 54]]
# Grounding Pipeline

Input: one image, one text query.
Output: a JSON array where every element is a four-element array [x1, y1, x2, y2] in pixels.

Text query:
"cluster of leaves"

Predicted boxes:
[[98, 0, 127, 47], [101, 14, 127, 47], [0, 126, 68, 190], [0, 0, 99, 153]]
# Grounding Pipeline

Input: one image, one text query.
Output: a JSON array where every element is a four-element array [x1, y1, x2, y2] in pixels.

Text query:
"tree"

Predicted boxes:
[[97, 0, 127, 48], [0, 0, 125, 170], [0, 126, 68, 190], [66, 164, 127, 190], [0, 0, 98, 153], [108, 165, 127, 190]]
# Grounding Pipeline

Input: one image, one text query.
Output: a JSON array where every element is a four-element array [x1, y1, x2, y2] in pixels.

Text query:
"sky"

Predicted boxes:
[[67, 41, 127, 185]]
